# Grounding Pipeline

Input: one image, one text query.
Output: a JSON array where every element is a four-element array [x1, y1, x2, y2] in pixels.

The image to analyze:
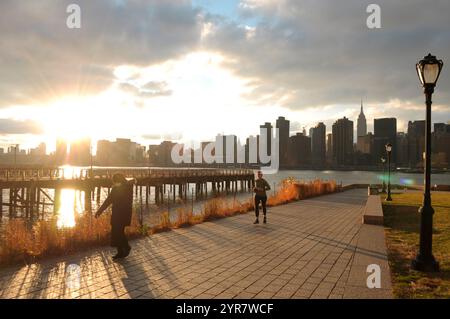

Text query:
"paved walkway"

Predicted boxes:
[[0, 189, 390, 299]]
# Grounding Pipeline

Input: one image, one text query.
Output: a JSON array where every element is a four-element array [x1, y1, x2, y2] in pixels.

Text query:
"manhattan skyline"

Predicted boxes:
[[0, 1, 449, 152]]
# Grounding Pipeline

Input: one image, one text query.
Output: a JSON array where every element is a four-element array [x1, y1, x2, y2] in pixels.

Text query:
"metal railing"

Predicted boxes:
[[0, 167, 255, 181]]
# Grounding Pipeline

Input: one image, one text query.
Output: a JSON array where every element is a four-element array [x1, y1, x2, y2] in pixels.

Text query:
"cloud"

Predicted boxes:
[[202, 0, 450, 120], [0, 0, 202, 107], [0, 119, 43, 134], [0, 0, 449, 142], [119, 80, 172, 97]]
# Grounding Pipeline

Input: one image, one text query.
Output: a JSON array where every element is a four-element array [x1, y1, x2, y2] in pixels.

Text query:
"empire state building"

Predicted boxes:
[[356, 100, 369, 154], [357, 100, 367, 138]]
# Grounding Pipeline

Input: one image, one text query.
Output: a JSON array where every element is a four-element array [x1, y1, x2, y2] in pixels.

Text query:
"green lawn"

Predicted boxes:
[[382, 192, 450, 298]]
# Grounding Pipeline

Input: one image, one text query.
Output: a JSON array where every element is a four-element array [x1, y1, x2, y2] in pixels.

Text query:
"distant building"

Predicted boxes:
[[54, 139, 68, 165], [373, 118, 397, 164], [356, 101, 369, 155], [260, 122, 272, 159], [434, 122, 447, 134], [148, 141, 176, 167], [95, 138, 145, 166], [287, 133, 311, 167], [96, 140, 113, 165], [326, 133, 333, 164], [357, 100, 367, 141], [117, 138, 140, 164], [396, 132, 409, 167], [356, 133, 373, 155], [332, 117, 354, 166], [148, 144, 160, 166], [7, 145, 19, 154], [433, 122, 450, 168], [245, 135, 259, 165], [408, 120, 425, 168], [276, 116, 290, 168], [310, 122, 326, 166], [29, 142, 46, 157], [69, 138, 91, 165]]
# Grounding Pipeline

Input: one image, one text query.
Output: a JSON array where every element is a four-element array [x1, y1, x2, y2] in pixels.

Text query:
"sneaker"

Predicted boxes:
[[253, 219, 259, 224], [263, 217, 267, 224], [123, 246, 132, 258], [112, 253, 125, 260]]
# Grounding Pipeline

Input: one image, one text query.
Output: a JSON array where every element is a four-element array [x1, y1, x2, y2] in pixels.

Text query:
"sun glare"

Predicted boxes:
[[40, 93, 127, 144], [56, 189, 83, 228], [31, 51, 294, 148]]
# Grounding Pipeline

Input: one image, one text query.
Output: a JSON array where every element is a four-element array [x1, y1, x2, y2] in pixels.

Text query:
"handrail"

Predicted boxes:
[[0, 167, 255, 182]]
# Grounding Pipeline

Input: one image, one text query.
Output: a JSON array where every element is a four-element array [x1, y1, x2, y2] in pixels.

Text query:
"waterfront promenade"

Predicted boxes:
[[0, 189, 392, 299]]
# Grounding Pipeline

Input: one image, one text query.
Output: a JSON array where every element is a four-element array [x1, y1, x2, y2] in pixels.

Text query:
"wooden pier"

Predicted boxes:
[[0, 167, 255, 220]]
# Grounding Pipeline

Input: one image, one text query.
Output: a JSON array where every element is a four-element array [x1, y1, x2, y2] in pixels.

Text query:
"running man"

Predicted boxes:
[[253, 170, 271, 224]]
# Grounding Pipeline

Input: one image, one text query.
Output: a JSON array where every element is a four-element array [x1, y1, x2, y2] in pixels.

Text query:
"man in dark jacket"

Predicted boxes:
[[95, 173, 134, 260]]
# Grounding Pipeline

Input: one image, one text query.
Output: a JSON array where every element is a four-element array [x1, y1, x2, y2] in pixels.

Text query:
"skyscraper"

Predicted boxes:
[[332, 117, 354, 166], [356, 100, 368, 154], [260, 122, 272, 165], [68, 138, 91, 165], [396, 132, 409, 167], [55, 138, 68, 165], [276, 116, 290, 168], [326, 133, 333, 164], [433, 123, 450, 168], [287, 133, 311, 167], [408, 120, 425, 168], [357, 100, 367, 138], [373, 118, 397, 164], [358, 132, 373, 154], [96, 140, 113, 165], [311, 122, 326, 166], [115, 138, 134, 165]]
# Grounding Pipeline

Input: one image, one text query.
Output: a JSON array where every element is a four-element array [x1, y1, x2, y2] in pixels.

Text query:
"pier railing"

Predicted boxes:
[[0, 168, 63, 181], [0, 167, 255, 181]]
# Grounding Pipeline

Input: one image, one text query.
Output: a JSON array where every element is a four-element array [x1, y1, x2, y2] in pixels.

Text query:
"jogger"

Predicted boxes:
[[254, 195, 267, 218], [253, 170, 271, 224]]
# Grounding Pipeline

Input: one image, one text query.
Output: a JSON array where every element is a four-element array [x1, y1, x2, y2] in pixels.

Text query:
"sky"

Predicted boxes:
[[0, 0, 449, 153]]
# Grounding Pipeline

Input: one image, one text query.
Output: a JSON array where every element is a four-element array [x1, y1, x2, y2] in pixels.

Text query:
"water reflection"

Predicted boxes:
[[55, 166, 85, 228], [61, 165, 84, 179], [56, 189, 83, 229]]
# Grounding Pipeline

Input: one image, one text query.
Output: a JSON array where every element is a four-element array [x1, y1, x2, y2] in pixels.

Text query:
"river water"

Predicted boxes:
[[1, 168, 449, 230]]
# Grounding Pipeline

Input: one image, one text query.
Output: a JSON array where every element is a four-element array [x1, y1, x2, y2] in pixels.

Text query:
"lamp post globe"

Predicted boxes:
[[411, 53, 443, 272], [385, 143, 392, 201], [416, 53, 443, 89], [381, 157, 386, 193]]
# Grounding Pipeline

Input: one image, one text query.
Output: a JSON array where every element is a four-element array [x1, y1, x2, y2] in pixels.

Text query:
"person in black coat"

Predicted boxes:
[[95, 173, 134, 260]]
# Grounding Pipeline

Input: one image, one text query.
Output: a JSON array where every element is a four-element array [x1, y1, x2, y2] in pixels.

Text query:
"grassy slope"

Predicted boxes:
[[382, 192, 450, 298]]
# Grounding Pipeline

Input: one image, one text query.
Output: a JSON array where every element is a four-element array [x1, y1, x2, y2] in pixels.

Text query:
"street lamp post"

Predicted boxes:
[[412, 53, 443, 272], [14, 145, 18, 167], [90, 142, 93, 179], [385, 144, 392, 201], [381, 157, 386, 193], [148, 148, 151, 176]]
